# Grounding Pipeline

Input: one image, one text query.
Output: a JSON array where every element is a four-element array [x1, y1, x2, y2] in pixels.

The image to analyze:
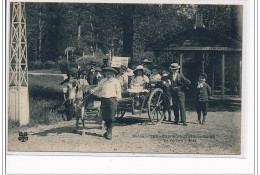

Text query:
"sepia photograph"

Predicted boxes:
[[7, 1, 243, 155]]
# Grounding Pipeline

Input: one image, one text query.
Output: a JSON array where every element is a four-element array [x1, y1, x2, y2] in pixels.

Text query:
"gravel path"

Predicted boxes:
[[8, 109, 241, 155]]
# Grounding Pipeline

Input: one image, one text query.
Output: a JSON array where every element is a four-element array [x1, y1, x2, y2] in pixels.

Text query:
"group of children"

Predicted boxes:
[[62, 61, 212, 140]]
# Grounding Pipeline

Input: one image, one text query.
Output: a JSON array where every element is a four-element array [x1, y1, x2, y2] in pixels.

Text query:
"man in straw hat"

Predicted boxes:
[[91, 67, 121, 140], [169, 63, 191, 126]]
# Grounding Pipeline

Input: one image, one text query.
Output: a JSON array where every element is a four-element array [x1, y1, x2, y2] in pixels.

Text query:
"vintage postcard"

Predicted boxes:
[[7, 0, 245, 156]]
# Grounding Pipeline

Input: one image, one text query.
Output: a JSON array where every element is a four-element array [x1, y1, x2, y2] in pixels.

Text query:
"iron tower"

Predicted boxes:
[[9, 2, 29, 125]]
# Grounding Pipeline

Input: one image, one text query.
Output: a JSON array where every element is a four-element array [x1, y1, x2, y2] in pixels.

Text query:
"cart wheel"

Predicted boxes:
[[117, 110, 126, 119], [148, 88, 164, 124]]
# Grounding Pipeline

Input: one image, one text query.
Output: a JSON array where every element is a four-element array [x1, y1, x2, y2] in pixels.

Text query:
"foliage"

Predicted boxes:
[[28, 60, 44, 70], [29, 97, 63, 126], [45, 60, 57, 69], [24, 3, 241, 64], [76, 55, 103, 70], [23, 3, 241, 95], [133, 51, 155, 66], [28, 74, 64, 126], [58, 59, 69, 74], [200, 5, 232, 37]]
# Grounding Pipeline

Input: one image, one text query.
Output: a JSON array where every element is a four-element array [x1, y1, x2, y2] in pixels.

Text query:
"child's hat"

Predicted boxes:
[[102, 67, 118, 74], [169, 63, 180, 69], [162, 71, 170, 77], [143, 58, 153, 63], [133, 65, 144, 72], [200, 73, 207, 79]]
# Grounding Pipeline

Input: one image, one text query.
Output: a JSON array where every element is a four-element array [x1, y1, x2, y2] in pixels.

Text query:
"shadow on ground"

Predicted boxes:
[[185, 99, 241, 112], [115, 116, 150, 126], [32, 125, 100, 136]]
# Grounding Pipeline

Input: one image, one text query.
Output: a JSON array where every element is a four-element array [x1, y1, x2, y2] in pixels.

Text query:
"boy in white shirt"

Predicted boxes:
[[92, 67, 121, 140]]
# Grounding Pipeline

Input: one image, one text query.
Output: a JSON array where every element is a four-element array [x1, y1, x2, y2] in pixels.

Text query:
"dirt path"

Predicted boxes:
[[8, 109, 241, 154]]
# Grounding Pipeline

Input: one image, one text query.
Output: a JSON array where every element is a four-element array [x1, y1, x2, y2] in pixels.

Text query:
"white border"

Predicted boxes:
[[3, 0, 256, 174]]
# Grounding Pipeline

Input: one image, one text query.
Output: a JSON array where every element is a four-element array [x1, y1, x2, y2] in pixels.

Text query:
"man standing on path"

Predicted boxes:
[[169, 63, 191, 126]]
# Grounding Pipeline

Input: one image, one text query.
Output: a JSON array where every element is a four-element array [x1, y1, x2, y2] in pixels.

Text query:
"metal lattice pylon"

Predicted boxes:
[[9, 2, 29, 125]]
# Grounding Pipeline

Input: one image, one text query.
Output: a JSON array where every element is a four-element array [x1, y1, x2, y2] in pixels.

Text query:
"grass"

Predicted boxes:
[[28, 97, 63, 126], [23, 74, 65, 127], [29, 68, 62, 74]]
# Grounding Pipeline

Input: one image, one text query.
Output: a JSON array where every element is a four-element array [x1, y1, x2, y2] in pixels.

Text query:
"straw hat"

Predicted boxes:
[[133, 65, 144, 73], [143, 58, 153, 63], [169, 63, 180, 69]]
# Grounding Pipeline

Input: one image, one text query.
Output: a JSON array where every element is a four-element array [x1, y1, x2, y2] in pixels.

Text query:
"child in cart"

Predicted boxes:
[[150, 66, 161, 86], [127, 65, 149, 107]]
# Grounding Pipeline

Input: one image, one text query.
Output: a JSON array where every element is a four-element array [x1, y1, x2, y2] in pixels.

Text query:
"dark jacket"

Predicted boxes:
[[195, 82, 212, 102], [161, 75, 171, 96], [170, 73, 191, 92]]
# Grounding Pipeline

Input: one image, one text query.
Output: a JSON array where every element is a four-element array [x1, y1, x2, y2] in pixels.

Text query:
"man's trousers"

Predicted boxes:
[[171, 91, 186, 124]]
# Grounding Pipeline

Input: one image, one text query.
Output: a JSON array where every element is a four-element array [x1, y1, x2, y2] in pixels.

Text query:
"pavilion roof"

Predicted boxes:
[[147, 27, 242, 51]]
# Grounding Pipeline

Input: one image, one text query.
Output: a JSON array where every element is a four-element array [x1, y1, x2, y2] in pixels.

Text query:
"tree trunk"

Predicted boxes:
[[122, 4, 134, 67], [90, 14, 95, 56], [38, 10, 45, 62], [39, 28, 42, 61], [34, 39, 38, 62], [231, 6, 243, 41], [77, 25, 81, 41]]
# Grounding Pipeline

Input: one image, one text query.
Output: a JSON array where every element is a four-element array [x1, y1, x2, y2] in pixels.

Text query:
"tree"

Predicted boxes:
[[26, 3, 48, 62], [230, 5, 242, 41], [121, 4, 134, 67], [25, 3, 241, 67]]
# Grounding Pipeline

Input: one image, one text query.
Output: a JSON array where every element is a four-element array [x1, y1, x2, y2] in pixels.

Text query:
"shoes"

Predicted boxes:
[[163, 118, 166, 121], [106, 133, 112, 140], [202, 122, 205, 125], [103, 132, 107, 137], [168, 119, 172, 122], [173, 121, 179, 125], [195, 121, 202, 124], [183, 123, 187, 126]]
